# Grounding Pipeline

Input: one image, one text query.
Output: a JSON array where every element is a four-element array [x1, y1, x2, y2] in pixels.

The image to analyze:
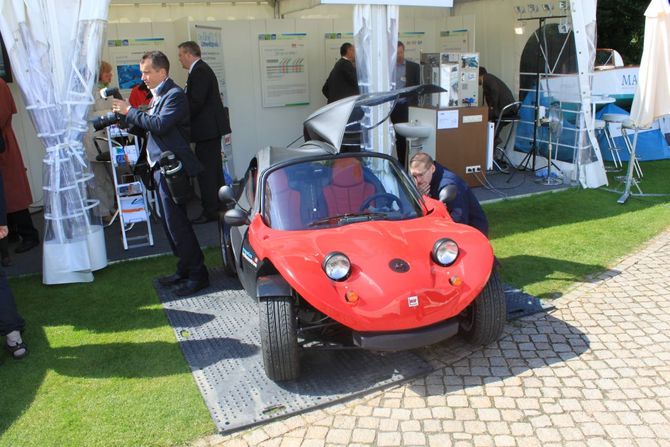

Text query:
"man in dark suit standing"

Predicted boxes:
[[322, 43, 359, 104], [390, 41, 421, 167], [178, 41, 232, 224], [112, 51, 209, 297]]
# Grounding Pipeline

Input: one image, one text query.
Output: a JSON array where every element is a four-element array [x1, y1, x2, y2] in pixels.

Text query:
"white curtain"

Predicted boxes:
[[0, 0, 110, 284]]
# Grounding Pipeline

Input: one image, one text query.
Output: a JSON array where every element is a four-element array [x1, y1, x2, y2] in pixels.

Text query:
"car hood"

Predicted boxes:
[[248, 214, 494, 331]]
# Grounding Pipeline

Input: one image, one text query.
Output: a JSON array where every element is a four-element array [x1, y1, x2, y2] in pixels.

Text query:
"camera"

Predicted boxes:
[[92, 87, 125, 131], [159, 151, 193, 205], [92, 111, 121, 131]]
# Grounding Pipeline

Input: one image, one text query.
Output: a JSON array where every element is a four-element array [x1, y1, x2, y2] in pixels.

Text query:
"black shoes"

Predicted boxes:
[[14, 239, 39, 254], [158, 273, 209, 296], [158, 273, 188, 286], [175, 279, 210, 297], [190, 213, 217, 225]]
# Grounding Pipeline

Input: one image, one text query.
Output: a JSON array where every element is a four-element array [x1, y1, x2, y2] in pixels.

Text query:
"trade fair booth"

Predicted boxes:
[[1, 0, 663, 284]]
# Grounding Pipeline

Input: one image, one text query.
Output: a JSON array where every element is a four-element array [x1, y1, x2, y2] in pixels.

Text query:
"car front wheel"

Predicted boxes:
[[259, 296, 300, 381], [459, 269, 506, 345]]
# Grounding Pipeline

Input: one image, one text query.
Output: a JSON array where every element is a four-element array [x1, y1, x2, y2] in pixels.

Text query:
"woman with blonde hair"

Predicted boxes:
[[97, 60, 113, 89]]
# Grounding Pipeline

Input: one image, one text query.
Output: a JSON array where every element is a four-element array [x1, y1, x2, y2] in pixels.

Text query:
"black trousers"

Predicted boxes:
[[194, 138, 223, 218], [8, 209, 39, 243], [153, 169, 208, 282], [0, 267, 25, 336]]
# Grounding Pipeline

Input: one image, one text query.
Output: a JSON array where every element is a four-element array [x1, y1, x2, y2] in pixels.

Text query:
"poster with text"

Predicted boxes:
[[440, 30, 470, 54], [324, 32, 354, 67], [259, 33, 309, 108], [192, 24, 228, 106], [107, 38, 167, 90], [398, 32, 426, 63]]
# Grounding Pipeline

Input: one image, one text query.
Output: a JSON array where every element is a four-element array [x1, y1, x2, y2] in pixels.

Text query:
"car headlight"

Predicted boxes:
[[323, 252, 351, 281], [432, 238, 459, 266]]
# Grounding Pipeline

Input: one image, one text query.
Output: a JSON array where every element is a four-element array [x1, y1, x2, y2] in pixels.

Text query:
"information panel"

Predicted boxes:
[[107, 37, 167, 90], [324, 32, 354, 67], [398, 31, 426, 63], [440, 30, 470, 53], [193, 24, 228, 106], [259, 33, 309, 108]]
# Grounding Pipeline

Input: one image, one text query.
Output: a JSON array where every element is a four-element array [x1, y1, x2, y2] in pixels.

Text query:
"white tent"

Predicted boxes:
[[616, 0, 670, 203], [630, 0, 670, 127], [0, 0, 110, 283]]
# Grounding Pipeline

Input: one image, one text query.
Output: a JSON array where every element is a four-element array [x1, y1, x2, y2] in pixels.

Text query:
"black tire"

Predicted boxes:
[[459, 269, 506, 345], [259, 297, 300, 381], [219, 220, 236, 277]]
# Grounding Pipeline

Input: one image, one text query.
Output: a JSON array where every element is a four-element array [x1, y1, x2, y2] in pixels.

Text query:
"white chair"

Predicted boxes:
[[594, 119, 622, 171], [602, 113, 643, 179]]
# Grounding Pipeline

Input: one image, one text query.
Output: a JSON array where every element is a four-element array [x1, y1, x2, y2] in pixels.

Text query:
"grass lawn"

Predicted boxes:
[[1, 160, 669, 446]]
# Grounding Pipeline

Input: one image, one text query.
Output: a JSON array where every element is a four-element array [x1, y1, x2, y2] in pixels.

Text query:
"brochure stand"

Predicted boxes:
[[106, 125, 155, 250]]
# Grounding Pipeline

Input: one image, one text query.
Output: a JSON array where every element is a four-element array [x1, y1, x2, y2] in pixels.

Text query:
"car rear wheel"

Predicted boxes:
[[259, 297, 300, 381], [219, 220, 236, 277], [459, 269, 506, 345]]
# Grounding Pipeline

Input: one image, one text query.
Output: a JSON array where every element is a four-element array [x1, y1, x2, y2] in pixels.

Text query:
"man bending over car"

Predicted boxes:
[[409, 152, 489, 236]]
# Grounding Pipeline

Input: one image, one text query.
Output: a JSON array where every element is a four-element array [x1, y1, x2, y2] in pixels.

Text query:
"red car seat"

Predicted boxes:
[[323, 158, 375, 215], [265, 169, 303, 230]]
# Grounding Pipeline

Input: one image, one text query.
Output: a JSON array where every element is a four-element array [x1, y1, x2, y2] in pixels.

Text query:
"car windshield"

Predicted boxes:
[[262, 154, 423, 231]]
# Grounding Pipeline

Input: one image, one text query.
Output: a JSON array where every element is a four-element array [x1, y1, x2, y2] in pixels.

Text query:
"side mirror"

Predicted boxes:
[[224, 208, 250, 227], [218, 185, 236, 206], [438, 184, 458, 204]]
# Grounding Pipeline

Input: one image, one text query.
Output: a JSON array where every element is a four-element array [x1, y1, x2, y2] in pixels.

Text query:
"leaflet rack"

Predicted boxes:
[[106, 125, 155, 250]]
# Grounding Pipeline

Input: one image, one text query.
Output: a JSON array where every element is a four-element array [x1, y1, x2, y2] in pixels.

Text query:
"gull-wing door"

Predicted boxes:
[[303, 84, 444, 152]]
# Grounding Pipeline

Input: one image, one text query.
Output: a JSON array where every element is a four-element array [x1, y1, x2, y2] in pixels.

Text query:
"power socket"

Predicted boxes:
[[465, 165, 481, 174]]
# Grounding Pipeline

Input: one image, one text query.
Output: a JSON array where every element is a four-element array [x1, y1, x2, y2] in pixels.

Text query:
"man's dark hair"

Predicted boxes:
[[398, 41, 405, 49], [141, 51, 170, 74], [479, 66, 487, 76], [178, 41, 202, 58], [340, 42, 353, 57]]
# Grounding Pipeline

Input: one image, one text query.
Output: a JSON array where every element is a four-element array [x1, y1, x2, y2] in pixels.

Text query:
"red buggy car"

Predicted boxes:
[[219, 88, 506, 381]]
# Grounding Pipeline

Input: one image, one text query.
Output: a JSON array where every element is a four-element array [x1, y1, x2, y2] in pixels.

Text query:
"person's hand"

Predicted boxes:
[[418, 182, 430, 196], [111, 99, 131, 116], [0, 226, 8, 239]]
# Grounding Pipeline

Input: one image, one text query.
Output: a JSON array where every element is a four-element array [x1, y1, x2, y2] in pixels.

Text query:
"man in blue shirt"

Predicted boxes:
[[409, 152, 489, 236]]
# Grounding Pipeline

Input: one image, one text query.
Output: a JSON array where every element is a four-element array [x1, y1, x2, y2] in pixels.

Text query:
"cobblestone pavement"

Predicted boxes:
[[193, 229, 670, 447]]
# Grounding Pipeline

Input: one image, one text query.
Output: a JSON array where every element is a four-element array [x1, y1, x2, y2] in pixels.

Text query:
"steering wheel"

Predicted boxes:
[[359, 192, 404, 213]]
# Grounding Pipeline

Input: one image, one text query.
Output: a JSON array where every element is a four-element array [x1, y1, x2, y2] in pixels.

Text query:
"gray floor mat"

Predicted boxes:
[[155, 271, 434, 433], [156, 270, 549, 433]]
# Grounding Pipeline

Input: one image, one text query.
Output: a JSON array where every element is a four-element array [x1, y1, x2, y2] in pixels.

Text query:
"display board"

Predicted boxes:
[[398, 31, 426, 63], [440, 29, 470, 53], [192, 24, 228, 106], [107, 37, 167, 90], [258, 33, 309, 108], [324, 32, 354, 66]]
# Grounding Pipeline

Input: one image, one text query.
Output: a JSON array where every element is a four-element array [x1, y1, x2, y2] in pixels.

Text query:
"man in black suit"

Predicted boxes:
[[390, 41, 421, 167], [178, 41, 231, 224], [112, 51, 209, 297], [322, 43, 359, 104]]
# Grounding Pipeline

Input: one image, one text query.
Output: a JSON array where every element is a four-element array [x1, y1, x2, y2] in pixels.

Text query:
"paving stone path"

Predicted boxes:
[[192, 229, 670, 447]]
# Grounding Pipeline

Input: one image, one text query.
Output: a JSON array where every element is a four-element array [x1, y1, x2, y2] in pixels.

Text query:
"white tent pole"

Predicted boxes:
[[570, 0, 608, 188]]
